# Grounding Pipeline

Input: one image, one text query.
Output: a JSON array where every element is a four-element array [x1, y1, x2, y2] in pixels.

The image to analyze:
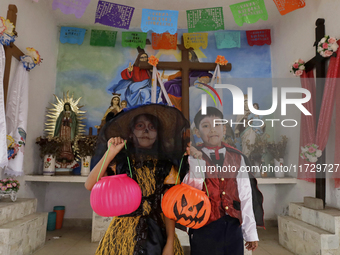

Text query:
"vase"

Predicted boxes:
[[253, 161, 262, 178], [81, 156, 91, 176], [43, 155, 56, 176], [274, 158, 285, 178]]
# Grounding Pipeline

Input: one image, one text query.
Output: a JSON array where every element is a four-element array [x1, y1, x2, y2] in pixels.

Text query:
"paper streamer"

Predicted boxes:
[[215, 31, 241, 49], [90, 30, 117, 47], [246, 29, 271, 46], [60, 27, 86, 45], [183, 33, 208, 50], [141, 9, 178, 35], [187, 7, 224, 33], [152, 33, 177, 50], [95, 1, 134, 29], [230, 0, 268, 27], [273, 0, 305, 15], [52, 0, 91, 19], [122, 32, 147, 49]]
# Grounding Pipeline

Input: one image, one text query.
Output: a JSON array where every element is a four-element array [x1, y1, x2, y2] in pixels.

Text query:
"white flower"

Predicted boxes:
[[316, 150, 322, 157], [301, 147, 308, 153], [321, 37, 326, 43], [299, 65, 305, 70], [310, 157, 318, 163], [295, 59, 299, 63], [331, 43, 339, 52], [318, 47, 323, 53]]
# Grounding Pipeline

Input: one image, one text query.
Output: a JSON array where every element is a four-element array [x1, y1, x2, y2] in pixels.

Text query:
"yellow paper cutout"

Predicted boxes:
[[183, 33, 208, 50]]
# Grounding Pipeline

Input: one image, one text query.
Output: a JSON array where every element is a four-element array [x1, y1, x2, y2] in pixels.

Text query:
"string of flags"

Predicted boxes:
[[50, 0, 306, 49], [50, 0, 307, 29]]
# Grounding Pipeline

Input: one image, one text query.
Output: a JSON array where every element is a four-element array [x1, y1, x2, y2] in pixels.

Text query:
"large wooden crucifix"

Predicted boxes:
[[3, 4, 24, 109], [139, 37, 232, 119], [304, 18, 327, 207]]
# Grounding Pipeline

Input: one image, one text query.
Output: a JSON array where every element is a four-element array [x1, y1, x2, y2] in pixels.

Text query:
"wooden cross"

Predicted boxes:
[[304, 18, 327, 207], [139, 36, 232, 119], [3, 5, 24, 109]]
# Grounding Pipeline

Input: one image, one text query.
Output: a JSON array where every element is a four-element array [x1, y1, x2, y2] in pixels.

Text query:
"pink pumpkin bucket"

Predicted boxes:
[[90, 174, 142, 217]]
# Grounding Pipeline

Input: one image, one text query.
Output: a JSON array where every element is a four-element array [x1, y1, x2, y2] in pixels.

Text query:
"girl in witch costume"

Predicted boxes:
[[85, 104, 190, 255]]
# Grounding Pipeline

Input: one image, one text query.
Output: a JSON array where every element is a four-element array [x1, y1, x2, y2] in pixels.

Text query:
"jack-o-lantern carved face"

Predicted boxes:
[[173, 194, 207, 228], [162, 183, 211, 229]]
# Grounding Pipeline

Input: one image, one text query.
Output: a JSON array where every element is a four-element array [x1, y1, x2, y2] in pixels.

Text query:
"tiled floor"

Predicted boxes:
[[33, 226, 293, 255]]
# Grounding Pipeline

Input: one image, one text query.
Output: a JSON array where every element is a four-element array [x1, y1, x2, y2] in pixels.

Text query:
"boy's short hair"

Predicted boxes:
[[194, 107, 224, 128]]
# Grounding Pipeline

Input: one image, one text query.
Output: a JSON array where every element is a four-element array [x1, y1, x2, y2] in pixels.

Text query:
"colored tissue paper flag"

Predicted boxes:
[[187, 7, 224, 33], [230, 0, 268, 27], [60, 27, 86, 45], [215, 31, 241, 49], [152, 33, 177, 50], [52, 0, 90, 19], [246, 29, 271, 46], [95, 1, 134, 30], [122, 32, 147, 49], [183, 33, 208, 50], [141, 9, 179, 35], [273, 0, 305, 15], [90, 30, 117, 47]]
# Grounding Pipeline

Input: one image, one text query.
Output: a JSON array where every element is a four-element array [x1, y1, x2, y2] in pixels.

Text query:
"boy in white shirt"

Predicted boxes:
[[189, 107, 264, 255]]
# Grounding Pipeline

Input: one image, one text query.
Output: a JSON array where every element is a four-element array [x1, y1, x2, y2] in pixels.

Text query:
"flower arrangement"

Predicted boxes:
[[0, 17, 16, 46], [148, 55, 159, 67], [215, 55, 228, 65], [73, 135, 97, 158], [20, 47, 42, 71], [0, 178, 20, 193], [266, 135, 288, 161], [36, 136, 62, 158], [317, 36, 338, 58], [300, 143, 322, 163], [246, 136, 267, 162], [290, 59, 305, 76]]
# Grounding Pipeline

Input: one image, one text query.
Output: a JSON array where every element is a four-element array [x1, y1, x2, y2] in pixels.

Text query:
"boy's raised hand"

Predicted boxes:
[[190, 145, 203, 160], [245, 241, 258, 251], [107, 137, 126, 157]]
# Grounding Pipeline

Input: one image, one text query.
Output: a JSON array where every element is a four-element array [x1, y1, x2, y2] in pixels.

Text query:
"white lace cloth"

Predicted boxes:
[[0, 45, 7, 169], [5, 63, 29, 176]]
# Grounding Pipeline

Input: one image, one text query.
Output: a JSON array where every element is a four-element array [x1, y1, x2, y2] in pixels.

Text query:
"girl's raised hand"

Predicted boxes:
[[107, 137, 126, 156]]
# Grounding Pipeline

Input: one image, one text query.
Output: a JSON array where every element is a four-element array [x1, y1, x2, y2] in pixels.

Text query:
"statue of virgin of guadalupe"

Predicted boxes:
[[54, 102, 78, 161]]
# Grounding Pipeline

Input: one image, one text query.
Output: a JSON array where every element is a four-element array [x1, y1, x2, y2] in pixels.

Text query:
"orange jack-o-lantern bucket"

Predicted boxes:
[[162, 183, 211, 229]]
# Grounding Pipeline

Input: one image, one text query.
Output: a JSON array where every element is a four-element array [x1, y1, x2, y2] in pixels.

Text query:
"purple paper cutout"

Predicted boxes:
[[95, 1, 135, 30], [52, 0, 91, 19]]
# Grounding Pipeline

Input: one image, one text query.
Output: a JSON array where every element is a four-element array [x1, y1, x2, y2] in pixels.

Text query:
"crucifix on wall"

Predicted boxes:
[[139, 36, 232, 119], [3, 5, 24, 109]]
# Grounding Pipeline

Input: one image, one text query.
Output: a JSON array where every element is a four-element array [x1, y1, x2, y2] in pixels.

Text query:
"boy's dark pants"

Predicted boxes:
[[189, 215, 244, 255]]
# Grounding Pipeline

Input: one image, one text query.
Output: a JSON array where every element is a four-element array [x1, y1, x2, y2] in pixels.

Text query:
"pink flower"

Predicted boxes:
[[2, 179, 8, 182], [298, 59, 304, 64], [6, 184, 12, 188], [293, 63, 299, 69], [323, 43, 329, 49], [0, 183, 3, 187], [1, 187, 7, 191], [9, 178, 13, 181], [295, 70, 303, 76], [12, 183, 17, 187], [329, 37, 336, 44], [308, 147, 316, 153], [324, 50, 333, 57]]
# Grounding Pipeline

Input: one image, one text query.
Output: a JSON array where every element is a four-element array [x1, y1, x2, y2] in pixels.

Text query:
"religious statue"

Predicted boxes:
[[54, 102, 77, 161], [102, 93, 122, 121], [234, 98, 266, 157], [106, 51, 160, 107]]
